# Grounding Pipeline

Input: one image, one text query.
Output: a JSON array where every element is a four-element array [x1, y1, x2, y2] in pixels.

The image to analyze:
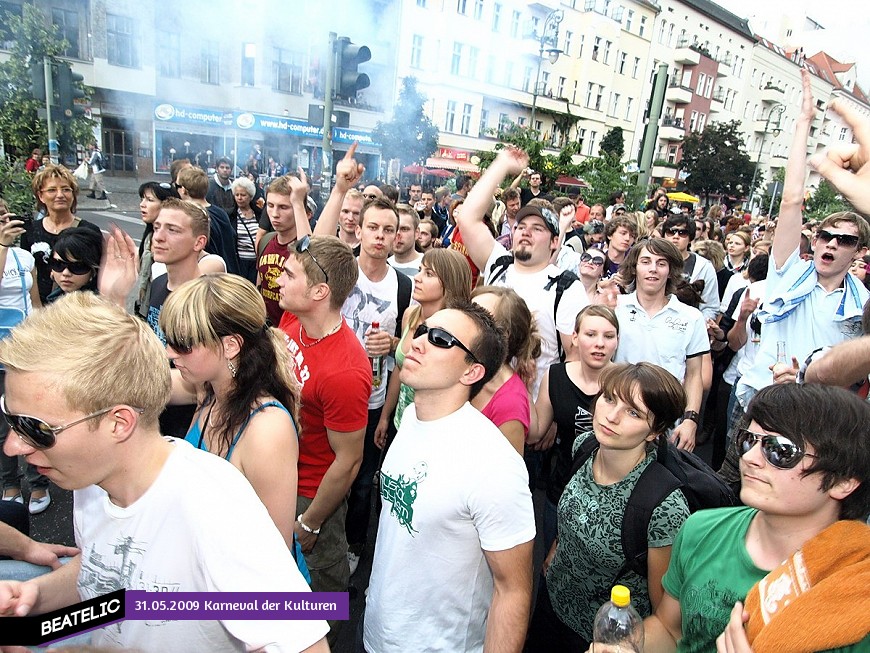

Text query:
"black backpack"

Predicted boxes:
[[569, 435, 737, 583]]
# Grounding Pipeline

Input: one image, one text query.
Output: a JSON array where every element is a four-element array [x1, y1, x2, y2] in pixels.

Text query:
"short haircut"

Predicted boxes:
[[396, 203, 421, 230], [619, 237, 684, 296], [231, 176, 256, 197], [434, 186, 450, 201], [455, 174, 471, 190], [291, 235, 358, 309], [662, 214, 696, 239], [746, 253, 769, 282], [215, 157, 232, 167], [552, 197, 574, 214], [52, 227, 103, 272], [379, 184, 399, 203], [160, 198, 210, 239], [502, 187, 520, 203], [0, 292, 170, 429], [176, 167, 209, 200], [742, 383, 870, 520], [609, 190, 625, 205], [692, 239, 726, 271], [169, 158, 191, 184], [726, 230, 751, 247], [596, 362, 686, 436], [267, 174, 295, 199], [449, 300, 507, 399], [818, 211, 870, 249], [32, 164, 78, 213], [360, 196, 399, 228], [574, 304, 620, 334], [344, 188, 364, 204], [421, 188, 434, 198], [418, 218, 440, 238], [138, 181, 178, 202], [605, 215, 638, 240]]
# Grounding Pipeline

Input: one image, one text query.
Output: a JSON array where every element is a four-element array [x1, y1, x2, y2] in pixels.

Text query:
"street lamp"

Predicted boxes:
[[530, 9, 564, 130], [748, 103, 785, 212]]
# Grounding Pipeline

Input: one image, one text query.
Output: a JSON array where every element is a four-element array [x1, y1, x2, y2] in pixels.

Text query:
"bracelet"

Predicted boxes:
[[296, 514, 321, 535]]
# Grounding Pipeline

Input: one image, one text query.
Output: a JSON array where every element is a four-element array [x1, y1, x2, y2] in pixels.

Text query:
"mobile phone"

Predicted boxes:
[[18, 215, 33, 230]]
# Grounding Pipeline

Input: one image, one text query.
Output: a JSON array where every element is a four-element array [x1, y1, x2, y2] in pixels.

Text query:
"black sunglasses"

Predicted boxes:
[[580, 252, 605, 265], [736, 428, 817, 470], [817, 229, 860, 248], [668, 227, 690, 237], [413, 323, 480, 364], [165, 337, 194, 354], [0, 394, 142, 450], [295, 235, 329, 283], [48, 258, 92, 276]]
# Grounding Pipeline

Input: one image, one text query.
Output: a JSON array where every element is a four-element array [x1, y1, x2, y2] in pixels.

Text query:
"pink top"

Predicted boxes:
[[481, 372, 531, 439]]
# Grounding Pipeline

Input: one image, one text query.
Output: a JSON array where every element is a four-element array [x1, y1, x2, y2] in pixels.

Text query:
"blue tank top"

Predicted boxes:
[[185, 399, 294, 460]]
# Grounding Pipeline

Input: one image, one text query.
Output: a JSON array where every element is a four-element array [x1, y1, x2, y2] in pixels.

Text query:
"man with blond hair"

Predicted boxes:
[[0, 291, 329, 652]]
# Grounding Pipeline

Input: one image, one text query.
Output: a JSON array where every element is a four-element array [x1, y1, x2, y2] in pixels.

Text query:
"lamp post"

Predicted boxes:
[[748, 103, 785, 212], [530, 9, 564, 130]]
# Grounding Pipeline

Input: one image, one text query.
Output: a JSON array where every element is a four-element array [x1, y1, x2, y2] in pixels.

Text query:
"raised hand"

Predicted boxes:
[[334, 141, 365, 193], [493, 147, 530, 176], [98, 224, 139, 307]]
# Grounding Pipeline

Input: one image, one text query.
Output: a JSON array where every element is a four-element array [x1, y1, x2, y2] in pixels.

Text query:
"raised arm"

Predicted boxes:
[[773, 68, 815, 269], [804, 336, 870, 387], [457, 148, 529, 270], [314, 142, 365, 237], [290, 169, 312, 239]]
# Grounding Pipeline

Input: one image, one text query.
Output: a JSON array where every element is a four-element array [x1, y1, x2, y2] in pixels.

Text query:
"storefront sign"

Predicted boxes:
[[154, 103, 226, 126], [437, 147, 471, 161], [235, 112, 323, 137]]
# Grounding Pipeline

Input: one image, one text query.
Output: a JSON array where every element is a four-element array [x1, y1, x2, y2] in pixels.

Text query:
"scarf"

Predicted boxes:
[[760, 259, 865, 324]]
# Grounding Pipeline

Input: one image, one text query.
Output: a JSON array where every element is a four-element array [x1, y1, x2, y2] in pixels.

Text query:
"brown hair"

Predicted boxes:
[[619, 237, 684, 296], [597, 362, 686, 436], [176, 167, 209, 199]]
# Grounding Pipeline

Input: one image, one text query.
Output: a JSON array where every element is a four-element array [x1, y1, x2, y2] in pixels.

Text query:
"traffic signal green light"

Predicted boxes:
[[336, 37, 371, 100]]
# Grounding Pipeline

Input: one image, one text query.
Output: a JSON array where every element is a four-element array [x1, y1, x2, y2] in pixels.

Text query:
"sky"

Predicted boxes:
[[715, 0, 870, 92]]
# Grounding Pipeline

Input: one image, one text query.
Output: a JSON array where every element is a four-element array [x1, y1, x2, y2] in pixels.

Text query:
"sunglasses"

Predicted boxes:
[[165, 336, 194, 354], [736, 428, 817, 470], [816, 230, 860, 248], [0, 394, 142, 450], [413, 323, 480, 364], [295, 235, 329, 283], [580, 252, 606, 265], [668, 227, 690, 237], [48, 258, 92, 275]]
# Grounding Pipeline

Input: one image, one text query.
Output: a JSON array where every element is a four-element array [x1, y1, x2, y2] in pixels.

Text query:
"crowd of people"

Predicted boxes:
[[0, 70, 867, 653]]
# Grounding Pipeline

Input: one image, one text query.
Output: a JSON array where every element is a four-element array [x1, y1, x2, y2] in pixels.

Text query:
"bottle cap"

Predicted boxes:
[[372, 322, 380, 329], [611, 585, 631, 607]]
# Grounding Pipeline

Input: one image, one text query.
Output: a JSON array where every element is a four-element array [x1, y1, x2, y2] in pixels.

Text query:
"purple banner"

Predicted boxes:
[[125, 591, 348, 621]]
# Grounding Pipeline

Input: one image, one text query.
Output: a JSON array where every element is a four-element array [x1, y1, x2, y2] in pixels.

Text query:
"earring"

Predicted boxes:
[[227, 360, 237, 378]]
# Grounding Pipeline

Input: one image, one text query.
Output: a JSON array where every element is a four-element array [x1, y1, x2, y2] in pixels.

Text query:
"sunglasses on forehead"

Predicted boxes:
[[413, 323, 480, 365], [816, 230, 860, 248], [296, 235, 329, 283], [736, 428, 817, 470]]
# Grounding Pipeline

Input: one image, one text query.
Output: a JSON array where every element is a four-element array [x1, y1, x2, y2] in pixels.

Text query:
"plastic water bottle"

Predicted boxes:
[[592, 585, 644, 653], [369, 322, 382, 388]]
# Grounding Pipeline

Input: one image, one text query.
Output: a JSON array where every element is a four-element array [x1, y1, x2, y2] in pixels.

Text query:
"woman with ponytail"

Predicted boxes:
[[470, 285, 542, 455]]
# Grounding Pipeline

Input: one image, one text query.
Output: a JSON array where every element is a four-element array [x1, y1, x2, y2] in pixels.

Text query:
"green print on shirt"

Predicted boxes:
[[682, 578, 743, 647], [380, 463, 427, 536]]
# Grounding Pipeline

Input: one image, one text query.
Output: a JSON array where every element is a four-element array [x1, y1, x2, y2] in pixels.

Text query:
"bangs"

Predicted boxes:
[[598, 366, 648, 420], [158, 282, 222, 348]]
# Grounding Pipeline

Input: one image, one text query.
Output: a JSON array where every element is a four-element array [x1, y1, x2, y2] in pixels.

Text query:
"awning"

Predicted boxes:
[[425, 156, 478, 172], [555, 175, 590, 188]]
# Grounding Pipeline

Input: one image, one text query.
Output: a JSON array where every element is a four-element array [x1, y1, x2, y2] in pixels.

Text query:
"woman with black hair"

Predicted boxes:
[[46, 227, 103, 303]]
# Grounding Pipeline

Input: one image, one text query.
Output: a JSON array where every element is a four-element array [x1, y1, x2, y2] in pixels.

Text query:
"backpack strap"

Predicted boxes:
[[544, 269, 580, 360], [485, 253, 514, 285], [394, 269, 413, 337], [682, 252, 697, 279], [567, 434, 600, 483], [257, 231, 278, 258]]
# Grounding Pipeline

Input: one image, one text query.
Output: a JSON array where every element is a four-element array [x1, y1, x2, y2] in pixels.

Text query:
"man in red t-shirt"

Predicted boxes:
[[277, 232, 370, 632], [24, 149, 41, 174]]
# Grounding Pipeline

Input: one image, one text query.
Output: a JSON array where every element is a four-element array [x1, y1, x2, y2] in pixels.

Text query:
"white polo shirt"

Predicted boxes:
[[614, 292, 709, 382]]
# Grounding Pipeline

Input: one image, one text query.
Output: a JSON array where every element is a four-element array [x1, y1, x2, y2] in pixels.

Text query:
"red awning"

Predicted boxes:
[[555, 175, 590, 188], [425, 156, 478, 172]]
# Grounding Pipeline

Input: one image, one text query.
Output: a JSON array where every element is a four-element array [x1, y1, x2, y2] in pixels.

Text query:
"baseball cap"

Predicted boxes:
[[613, 203, 627, 214], [516, 205, 559, 236], [585, 220, 605, 235]]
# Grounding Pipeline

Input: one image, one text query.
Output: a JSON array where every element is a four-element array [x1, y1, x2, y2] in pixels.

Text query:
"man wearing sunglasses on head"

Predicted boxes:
[[725, 70, 870, 485], [364, 302, 535, 653], [616, 383, 869, 653]]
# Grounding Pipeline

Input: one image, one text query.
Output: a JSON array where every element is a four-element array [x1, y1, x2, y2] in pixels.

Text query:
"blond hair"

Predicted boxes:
[[31, 164, 79, 213], [0, 292, 170, 429]]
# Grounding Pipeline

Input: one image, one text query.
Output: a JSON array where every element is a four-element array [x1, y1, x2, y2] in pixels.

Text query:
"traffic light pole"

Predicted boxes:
[[321, 32, 336, 199], [43, 57, 58, 164]]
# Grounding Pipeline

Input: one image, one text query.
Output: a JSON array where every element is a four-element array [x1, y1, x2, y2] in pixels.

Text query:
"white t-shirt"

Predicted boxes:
[[76, 439, 328, 653], [387, 254, 423, 278], [615, 292, 709, 382], [341, 264, 402, 409], [484, 242, 589, 399], [365, 403, 535, 653], [0, 248, 34, 313], [725, 280, 767, 385]]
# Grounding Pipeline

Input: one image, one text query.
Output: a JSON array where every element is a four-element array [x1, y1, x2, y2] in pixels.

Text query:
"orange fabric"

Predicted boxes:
[[743, 520, 870, 652]]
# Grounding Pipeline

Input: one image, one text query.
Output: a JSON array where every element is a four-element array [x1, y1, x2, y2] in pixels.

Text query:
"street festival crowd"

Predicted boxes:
[[0, 70, 867, 652]]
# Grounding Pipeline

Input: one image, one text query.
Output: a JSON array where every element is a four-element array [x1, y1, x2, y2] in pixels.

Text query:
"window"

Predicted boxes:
[[610, 92, 620, 117], [534, 120, 542, 133], [445, 101, 457, 131], [480, 108, 489, 134], [704, 76, 713, 98], [592, 37, 600, 61], [618, 52, 627, 74], [411, 35, 423, 68], [557, 76, 566, 98], [625, 96, 633, 121], [585, 82, 594, 108], [461, 103, 473, 135], [417, 0, 426, 6], [572, 80, 578, 103], [625, 9, 633, 31], [451, 42, 463, 75], [698, 113, 707, 132], [492, 3, 501, 31], [658, 18, 666, 44], [467, 46, 479, 78], [541, 70, 550, 92], [485, 55, 496, 83], [840, 127, 849, 141], [498, 112, 511, 135], [639, 16, 647, 37], [577, 128, 586, 151], [241, 43, 255, 86], [107, 14, 139, 68], [510, 10, 521, 38], [522, 66, 533, 92], [474, 0, 484, 19], [689, 110, 698, 131], [0, 2, 22, 49], [696, 73, 705, 95], [743, 101, 750, 119], [157, 29, 181, 78], [504, 60, 514, 87], [564, 30, 572, 56], [603, 40, 612, 65], [52, 9, 80, 59], [667, 145, 678, 164], [595, 85, 604, 111], [273, 48, 303, 94], [457, 0, 467, 14], [587, 131, 597, 156], [201, 40, 220, 84], [578, 34, 584, 58], [632, 56, 640, 78], [667, 23, 674, 47]]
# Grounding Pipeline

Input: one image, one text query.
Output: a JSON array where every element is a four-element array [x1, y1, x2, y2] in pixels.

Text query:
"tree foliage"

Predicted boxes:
[[680, 120, 755, 203], [599, 127, 625, 160], [576, 155, 645, 209], [0, 4, 95, 161], [372, 77, 439, 167], [805, 178, 854, 220]]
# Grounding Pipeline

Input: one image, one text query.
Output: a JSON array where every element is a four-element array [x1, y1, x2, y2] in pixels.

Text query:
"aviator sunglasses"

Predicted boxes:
[[0, 394, 143, 450], [735, 428, 817, 470], [816, 230, 860, 248], [295, 235, 329, 283], [413, 323, 480, 364]]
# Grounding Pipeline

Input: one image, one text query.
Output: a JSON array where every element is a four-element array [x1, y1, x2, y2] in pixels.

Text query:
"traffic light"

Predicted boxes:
[[29, 62, 46, 102], [55, 62, 86, 120], [336, 37, 370, 99]]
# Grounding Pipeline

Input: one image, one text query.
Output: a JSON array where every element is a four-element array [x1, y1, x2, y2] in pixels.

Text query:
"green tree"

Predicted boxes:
[[805, 179, 854, 220], [577, 155, 645, 210], [758, 167, 785, 218], [372, 77, 439, 167], [679, 120, 755, 204], [0, 4, 95, 161], [599, 127, 625, 160]]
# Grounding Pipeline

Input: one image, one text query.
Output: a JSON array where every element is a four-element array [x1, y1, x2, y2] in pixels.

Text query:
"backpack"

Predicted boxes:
[[568, 435, 737, 583], [485, 254, 579, 360]]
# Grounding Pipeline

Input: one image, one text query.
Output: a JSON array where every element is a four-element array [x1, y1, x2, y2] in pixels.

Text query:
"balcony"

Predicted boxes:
[[660, 116, 685, 141], [716, 54, 731, 77], [752, 119, 767, 133], [710, 89, 725, 112], [652, 162, 679, 179], [673, 39, 701, 66], [666, 80, 693, 104], [761, 83, 785, 105]]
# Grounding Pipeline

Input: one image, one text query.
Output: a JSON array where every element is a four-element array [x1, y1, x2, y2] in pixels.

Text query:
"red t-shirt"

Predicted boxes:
[[448, 227, 480, 288], [279, 312, 371, 498], [575, 204, 590, 224], [257, 235, 293, 325]]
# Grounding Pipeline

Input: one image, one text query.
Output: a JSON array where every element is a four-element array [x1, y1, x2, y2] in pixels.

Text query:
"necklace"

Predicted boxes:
[[298, 319, 343, 348]]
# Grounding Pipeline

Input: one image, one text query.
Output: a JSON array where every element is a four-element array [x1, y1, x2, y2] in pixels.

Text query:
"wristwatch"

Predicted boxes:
[[682, 410, 700, 423]]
